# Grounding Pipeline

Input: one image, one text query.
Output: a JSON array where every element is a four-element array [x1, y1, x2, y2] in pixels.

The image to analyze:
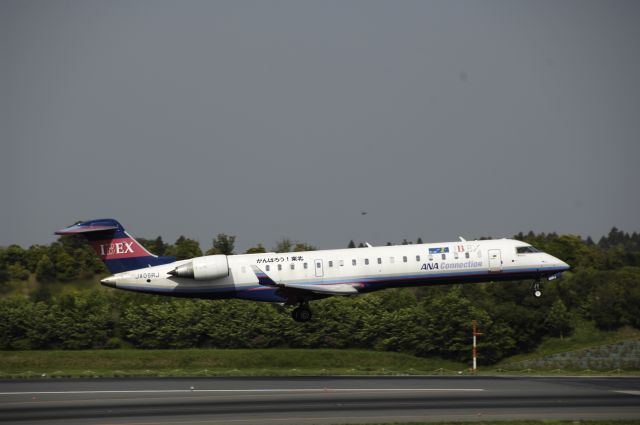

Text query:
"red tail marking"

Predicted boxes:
[[89, 238, 148, 260]]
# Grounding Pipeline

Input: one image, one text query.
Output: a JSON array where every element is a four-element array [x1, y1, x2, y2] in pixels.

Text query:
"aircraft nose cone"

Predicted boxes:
[[100, 276, 117, 288]]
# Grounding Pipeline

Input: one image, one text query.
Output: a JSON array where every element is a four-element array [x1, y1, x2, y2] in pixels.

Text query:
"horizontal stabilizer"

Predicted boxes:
[[56, 223, 118, 235]]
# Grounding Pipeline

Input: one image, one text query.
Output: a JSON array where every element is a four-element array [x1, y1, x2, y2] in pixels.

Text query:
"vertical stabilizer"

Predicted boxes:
[[55, 218, 175, 273]]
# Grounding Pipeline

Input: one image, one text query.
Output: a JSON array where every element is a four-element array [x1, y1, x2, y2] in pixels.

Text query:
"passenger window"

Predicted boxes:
[[377, 258, 382, 264], [329, 261, 333, 267], [339, 260, 344, 267], [403, 256, 407, 263], [465, 252, 470, 259], [266, 265, 270, 271], [454, 252, 459, 259], [416, 255, 420, 262], [290, 264, 295, 270], [442, 253, 446, 260], [303, 262, 308, 269], [352, 259, 356, 266], [365, 258, 369, 265], [277, 264, 282, 271], [390, 257, 395, 264], [428, 255, 433, 261]]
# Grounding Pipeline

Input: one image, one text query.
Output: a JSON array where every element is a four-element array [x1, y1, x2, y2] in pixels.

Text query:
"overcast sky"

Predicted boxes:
[[2, 0, 639, 252]]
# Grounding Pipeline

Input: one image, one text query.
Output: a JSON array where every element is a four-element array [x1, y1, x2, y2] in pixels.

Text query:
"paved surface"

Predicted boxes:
[[0, 376, 639, 424]]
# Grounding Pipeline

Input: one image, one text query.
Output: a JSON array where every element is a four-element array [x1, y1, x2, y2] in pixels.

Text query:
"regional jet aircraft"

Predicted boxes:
[[56, 219, 570, 322]]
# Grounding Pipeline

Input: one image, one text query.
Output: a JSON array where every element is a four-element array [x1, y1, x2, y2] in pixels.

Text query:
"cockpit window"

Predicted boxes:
[[516, 246, 541, 254]]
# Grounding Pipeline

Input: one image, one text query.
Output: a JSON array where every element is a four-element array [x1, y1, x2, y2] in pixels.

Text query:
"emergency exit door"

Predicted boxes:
[[488, 249, 502, 272]]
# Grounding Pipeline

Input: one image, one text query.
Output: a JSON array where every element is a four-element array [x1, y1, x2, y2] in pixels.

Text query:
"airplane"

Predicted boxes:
[[56, 218, 571, 322]]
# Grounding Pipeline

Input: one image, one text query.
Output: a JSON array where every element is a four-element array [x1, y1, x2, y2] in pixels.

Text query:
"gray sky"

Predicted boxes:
[[2, 0, 639, 252]]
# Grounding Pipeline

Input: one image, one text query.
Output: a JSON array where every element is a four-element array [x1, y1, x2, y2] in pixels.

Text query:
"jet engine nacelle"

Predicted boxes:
[[168, 255, 229, 280]]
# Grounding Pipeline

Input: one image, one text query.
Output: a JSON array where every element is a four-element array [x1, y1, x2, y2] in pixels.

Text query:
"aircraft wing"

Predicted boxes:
[[283, 282, 359, 295], [250, 265, 360, 296]]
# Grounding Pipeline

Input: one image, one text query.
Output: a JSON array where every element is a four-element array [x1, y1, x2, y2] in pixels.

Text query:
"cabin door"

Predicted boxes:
[[488, 249, 502, 272], [314, 259, 324, 277]]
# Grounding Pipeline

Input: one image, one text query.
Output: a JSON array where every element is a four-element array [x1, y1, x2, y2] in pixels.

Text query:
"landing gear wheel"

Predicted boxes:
[[532, 281, 542, 298], [292, 306, 312, 322]]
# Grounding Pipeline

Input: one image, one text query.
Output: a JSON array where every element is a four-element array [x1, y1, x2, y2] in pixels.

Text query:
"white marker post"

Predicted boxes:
[[472, 320, 484, 374]]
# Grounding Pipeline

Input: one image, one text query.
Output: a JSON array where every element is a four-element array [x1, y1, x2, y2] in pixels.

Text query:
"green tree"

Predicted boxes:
[[7, 263, 29, 281], [0, 297, 36, 349], [545, 298, 573, 339], [413, 287, 489, 361], [138, 236, 169, 256], [397, 286, 517, 364], [623, 270, 640, 328], [166, 236, 202, 260], [293, 243, 316, 252], [122, 300, 204, 348], [245, 244, 266, 254], [35, 255, 56, 282], [272, 238, 315, 253], [0, 261, 8, 284], [348, 240, 356, 248], [207, 233, 236, 255], [2, 245, 27, 268], [199, 300, 283, 348], [273, 238, 293, 253], [54, 251, 79, 281], [374, 289, 417, 312], [25, 245, 49, 272], [57, 234, 87, 252], [590, 281, 625, 330], [53, 292, 115, 349]]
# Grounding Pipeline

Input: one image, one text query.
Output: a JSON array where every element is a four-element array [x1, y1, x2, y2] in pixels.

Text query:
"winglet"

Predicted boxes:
[[250, 265, 278, 286]]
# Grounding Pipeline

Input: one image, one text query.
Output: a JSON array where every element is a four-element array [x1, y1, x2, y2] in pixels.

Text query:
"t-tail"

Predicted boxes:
[[55, 218, 175, 273]]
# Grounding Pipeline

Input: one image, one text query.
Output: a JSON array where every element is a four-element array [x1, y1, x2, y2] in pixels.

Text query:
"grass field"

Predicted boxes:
[[1, 344, 639, 379], [0, 348, 467, 378]]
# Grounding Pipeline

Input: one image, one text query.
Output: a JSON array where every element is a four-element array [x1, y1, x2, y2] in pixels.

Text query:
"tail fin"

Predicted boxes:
[[55, 218, 175, 273]]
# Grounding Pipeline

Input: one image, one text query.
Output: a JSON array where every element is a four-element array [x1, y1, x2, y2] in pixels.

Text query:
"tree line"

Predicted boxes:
[[0, 231, 320, 284], [0, 227, 639, 365]]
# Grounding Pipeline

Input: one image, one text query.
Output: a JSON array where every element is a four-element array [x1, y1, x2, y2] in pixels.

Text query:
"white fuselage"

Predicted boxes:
[[101, 239, 570, 303]]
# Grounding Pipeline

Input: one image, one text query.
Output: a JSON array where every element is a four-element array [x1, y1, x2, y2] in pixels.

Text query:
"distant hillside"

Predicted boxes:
[[503, 340, 640, 370]]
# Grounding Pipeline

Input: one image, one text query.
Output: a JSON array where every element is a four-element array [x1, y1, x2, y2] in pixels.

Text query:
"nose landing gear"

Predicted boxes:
[[532, 281, 542, 298], [292, 303, 313, 322]]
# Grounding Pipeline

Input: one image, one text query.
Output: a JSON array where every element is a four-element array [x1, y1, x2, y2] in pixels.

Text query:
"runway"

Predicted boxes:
[[0, 376, 639, 424]]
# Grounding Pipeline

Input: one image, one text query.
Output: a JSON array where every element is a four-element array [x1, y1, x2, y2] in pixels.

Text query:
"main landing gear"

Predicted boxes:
[[292, 303, 313, 322], [532, 281, 543, 298]]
